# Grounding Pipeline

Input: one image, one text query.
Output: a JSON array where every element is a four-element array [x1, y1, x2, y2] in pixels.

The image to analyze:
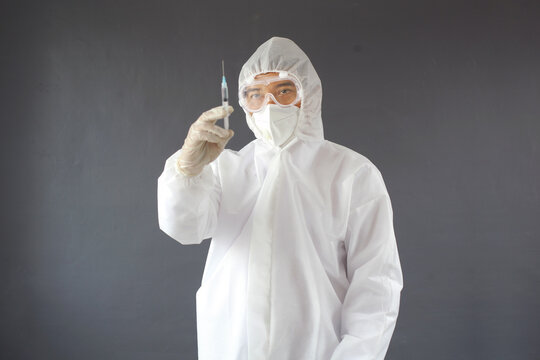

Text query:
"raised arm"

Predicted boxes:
[[157, 106, 234, 244]]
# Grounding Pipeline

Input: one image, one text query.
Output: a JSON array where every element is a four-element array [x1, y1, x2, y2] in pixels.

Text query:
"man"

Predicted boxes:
[[158, 37, 403, 360]]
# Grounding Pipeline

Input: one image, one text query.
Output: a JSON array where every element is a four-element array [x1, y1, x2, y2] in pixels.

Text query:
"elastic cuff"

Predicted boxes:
[[175, 157, 203, 177], [174, 162, 211, 186]]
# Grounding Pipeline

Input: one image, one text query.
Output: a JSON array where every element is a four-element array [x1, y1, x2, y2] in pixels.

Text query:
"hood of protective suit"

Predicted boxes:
[[239, 37, 324, 143]]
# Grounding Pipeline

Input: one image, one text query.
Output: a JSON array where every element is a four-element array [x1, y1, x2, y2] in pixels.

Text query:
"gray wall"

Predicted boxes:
[[2, 0, 539, 359]]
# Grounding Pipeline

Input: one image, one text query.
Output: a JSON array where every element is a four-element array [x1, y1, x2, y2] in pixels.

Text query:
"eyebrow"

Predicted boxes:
[[244, 87, 262, 95], [274, 81, 295, 88]]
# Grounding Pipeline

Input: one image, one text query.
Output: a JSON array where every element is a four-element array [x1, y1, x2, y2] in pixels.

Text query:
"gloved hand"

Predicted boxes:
[[176, 105, 234, 177]]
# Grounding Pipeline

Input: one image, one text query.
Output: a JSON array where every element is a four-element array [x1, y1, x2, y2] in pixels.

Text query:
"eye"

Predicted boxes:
[[278, 87, 296, 96]]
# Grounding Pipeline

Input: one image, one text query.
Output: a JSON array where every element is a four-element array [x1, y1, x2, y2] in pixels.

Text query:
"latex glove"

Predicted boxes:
[[177, 105, 234, 177]]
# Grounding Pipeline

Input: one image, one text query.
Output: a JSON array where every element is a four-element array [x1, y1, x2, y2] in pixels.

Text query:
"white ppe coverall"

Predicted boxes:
[[157, 37, 403, 360]]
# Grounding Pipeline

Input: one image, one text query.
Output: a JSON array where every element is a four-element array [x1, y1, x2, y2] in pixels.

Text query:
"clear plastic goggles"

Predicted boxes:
[[239, 71, 302, 113]]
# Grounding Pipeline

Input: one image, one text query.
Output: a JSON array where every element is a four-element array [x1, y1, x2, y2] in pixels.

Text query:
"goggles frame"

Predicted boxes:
[[239, 71, 303, 113]]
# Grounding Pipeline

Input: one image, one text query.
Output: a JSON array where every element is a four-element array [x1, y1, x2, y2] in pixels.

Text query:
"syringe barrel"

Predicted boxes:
[[221, 84, 228, 102]]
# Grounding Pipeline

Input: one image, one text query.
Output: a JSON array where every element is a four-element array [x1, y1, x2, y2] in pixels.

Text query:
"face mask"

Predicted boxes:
[[252, 104, 299, 147]]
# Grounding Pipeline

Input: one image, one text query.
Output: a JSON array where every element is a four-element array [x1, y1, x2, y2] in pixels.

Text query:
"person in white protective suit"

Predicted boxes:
[[157, 37, 403, 360]]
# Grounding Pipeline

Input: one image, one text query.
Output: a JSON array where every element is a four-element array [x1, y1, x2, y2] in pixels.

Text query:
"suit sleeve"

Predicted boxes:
[[157, 148, 222, 245], [331, 164, 403, 360]]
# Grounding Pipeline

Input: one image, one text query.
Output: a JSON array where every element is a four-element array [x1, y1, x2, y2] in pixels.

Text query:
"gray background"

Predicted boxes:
[[2, 0, 539, 359]]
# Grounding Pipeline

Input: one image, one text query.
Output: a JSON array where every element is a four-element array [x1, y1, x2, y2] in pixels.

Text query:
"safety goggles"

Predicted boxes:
[[239, 71, 303, 113]]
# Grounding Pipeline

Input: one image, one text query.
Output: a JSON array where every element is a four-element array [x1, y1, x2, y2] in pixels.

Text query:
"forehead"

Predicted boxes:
[[254, 72, 280, 80]]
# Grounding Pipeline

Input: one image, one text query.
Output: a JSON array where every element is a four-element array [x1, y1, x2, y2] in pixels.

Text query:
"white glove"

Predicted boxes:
[[176, 105, 234, 177]]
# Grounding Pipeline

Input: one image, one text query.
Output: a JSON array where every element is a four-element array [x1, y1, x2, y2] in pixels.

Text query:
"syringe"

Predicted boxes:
[[221, 60, 229, 130]]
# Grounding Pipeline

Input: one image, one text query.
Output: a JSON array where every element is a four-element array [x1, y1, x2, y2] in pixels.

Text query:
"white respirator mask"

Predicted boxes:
[[251, 104, 299, 147]]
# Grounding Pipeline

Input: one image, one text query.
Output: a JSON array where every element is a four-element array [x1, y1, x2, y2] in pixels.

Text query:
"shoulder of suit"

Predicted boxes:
[[321, 140, 376, 170]]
